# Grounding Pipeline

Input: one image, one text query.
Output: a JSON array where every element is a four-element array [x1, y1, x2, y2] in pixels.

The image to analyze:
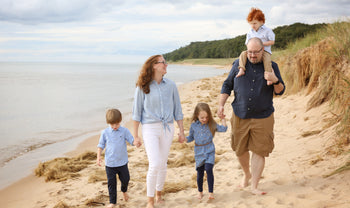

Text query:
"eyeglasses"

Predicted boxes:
[[247, 47, 263, 55], [156, 60, 167, 65]]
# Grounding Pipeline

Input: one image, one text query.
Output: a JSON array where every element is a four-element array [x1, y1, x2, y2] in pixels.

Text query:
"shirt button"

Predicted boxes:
[[249, 98, 252, 101], [251, 88, 253, 91], [254, 70, 256, 73], [248, 108, 250, 111], [252, 80, 255, 82]]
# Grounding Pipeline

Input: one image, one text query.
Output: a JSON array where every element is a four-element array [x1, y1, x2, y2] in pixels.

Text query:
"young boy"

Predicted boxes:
[[97, 108, 140, 208], [237, 7, 275, 85]]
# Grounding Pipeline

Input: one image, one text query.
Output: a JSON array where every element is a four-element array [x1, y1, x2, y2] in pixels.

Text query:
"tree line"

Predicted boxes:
[[163, 22, 326, 61]]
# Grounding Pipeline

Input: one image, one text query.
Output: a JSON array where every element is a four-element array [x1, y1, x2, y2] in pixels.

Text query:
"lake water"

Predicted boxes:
[[0, 62, 228, 189]]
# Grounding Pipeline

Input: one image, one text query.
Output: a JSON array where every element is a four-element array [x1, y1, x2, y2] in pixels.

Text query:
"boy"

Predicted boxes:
[[97, 108, 140, 208], [237, 7, 275, 85]]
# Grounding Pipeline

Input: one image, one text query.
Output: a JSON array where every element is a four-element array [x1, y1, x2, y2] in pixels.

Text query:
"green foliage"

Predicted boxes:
[[164, 22, 326, 62]]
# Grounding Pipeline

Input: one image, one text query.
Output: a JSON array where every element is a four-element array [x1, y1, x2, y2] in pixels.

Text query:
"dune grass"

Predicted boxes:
[[35, 151, 96, 182]]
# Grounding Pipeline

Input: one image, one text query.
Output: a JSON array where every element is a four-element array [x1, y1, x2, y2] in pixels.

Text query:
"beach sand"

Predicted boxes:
[[0, 71, 349, 208]]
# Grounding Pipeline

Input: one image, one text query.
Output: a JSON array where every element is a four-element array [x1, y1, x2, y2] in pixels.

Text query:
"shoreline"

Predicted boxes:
[[1, 63, 349, 207]]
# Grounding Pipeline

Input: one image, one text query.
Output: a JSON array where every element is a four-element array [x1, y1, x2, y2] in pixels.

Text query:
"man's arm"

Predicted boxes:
[[218, 93, 230, 118]]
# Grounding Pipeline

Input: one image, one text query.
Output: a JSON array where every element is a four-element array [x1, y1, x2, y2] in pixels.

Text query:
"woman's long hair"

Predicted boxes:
[[136, 55, 161, 94], [191, 103, 217, 137]]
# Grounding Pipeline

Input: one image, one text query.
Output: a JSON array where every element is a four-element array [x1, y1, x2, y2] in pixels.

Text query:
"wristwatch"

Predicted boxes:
[[273, 80, 280, 85]]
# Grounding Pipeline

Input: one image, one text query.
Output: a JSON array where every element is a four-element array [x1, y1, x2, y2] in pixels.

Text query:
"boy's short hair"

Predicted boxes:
[[106, 109, 122, 124]]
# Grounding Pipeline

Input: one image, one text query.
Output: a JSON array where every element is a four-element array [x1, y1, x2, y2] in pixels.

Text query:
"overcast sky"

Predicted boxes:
[[0, 0, 349, 63]]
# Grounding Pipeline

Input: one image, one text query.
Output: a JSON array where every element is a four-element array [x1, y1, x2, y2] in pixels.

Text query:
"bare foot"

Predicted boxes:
[[156, 193, 164, 204], [146, 197, 154, 208], [146, 202, 154, 208], [208, 193, 215, 200], [238, 174, 251, 189], [106, 204, 115, 208], [236, 68, 245, 77], [251, 189, 267, 195], [123, 192, 129, 202], [198, 192, 203, 200]]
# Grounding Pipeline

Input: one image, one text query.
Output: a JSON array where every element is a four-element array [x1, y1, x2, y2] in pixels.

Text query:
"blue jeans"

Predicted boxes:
[[196, 163, 214, 193], [105, 164, 130, 204]]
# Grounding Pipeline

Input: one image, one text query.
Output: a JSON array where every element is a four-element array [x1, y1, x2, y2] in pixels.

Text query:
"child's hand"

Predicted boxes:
[[96, 158, 102, 166]]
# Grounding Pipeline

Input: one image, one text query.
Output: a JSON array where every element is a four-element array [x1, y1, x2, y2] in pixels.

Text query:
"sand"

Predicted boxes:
[[0, 69, 349, 208]]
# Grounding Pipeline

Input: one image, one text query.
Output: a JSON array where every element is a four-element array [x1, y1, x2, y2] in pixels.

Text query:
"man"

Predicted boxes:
[[217, 37, 285, 195]]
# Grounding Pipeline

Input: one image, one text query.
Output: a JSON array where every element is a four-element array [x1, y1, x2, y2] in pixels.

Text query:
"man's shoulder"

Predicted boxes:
[[271, 61, 279, 67]]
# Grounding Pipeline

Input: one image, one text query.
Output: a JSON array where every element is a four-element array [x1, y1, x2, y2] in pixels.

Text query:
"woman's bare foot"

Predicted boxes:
[[198, 192, 203, 200], [156, 191, 165, 204], [238, 174, 251, 188], [146, 197, 154, 208], [123, 192, 129, 202], [208, 193, 215, 200], [146, 202, 154, 208], [106, 204, 115, 208], [251, 189, 267, 195], [236, 68, 245, 77]]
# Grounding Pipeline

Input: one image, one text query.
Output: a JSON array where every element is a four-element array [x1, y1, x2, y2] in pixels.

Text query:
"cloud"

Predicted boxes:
[[269, 0, 350, 26], [0, 0, 349, 63], [0, 0, 124, 24]]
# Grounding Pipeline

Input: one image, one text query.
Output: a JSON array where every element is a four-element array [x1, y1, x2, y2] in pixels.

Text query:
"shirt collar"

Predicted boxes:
[[152, 78, 167, 85], [108, 126, 120, 132]]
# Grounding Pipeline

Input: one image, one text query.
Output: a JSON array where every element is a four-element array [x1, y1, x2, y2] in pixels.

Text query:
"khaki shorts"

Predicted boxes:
[[230, 113, 274, 157]]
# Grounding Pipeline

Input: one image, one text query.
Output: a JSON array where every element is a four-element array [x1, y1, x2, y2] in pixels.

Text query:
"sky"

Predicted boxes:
[[0, 0, 349, 63]]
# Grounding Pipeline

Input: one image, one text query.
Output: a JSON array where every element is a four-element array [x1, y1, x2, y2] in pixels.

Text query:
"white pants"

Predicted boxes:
[[142, 122, 174, 197]]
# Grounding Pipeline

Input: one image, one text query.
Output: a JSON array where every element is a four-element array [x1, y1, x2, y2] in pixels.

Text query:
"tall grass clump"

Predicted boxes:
[[276, 20, 350, 150]]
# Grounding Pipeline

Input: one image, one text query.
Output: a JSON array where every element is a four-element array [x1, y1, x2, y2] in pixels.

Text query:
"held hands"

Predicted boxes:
[[217, 106, 225, 120], [133, 136, 142, 148], [178, 131, 185, 143]]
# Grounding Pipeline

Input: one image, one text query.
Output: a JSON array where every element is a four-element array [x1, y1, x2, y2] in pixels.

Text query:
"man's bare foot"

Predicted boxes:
[[123, 192, 129, 202], [198, 192, 203, 200], [236, 68, 245, 77], [238, 174, 251, 188], [251, 189, 267, 195], [106, 204, 115, 208], [208, 193, 215, 200]]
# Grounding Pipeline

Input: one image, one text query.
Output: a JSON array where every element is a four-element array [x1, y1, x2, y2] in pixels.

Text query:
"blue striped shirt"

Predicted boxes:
[[97, 126, 134, 167], [132, 78, 183, 129]]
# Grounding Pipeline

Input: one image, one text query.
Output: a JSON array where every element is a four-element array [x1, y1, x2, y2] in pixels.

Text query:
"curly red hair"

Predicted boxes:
[[246, 7, 265, 23]]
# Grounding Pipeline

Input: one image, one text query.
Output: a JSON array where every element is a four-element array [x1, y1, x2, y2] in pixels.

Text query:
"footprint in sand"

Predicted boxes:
[[272, 178, 287, 185]]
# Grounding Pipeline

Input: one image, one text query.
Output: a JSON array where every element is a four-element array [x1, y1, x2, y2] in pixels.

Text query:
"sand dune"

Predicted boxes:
[[0, 70, 349, 208]]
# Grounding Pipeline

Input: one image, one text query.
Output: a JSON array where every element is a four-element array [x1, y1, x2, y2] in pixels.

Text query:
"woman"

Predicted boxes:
[[132, 55, 185, 208]]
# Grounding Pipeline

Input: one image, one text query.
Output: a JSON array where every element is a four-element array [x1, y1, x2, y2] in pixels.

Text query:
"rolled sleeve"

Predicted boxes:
[[221, 61, 238, 95], [132, 87, 144, 122], [173, 85, 184, 121]]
